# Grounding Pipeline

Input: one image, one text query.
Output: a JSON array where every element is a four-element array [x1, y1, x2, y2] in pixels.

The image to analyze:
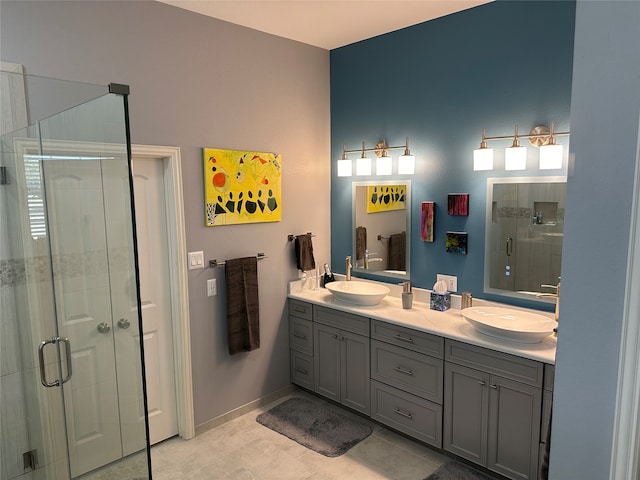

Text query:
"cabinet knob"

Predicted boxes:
[[489, 384, 498, 389], [478, 380, 486, 386]]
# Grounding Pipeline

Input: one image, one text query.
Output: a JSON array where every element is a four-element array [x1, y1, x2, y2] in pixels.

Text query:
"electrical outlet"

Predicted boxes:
[[437, 274, 458, 292], [188, 251, 204, 270], [207, 279, 217, 297]]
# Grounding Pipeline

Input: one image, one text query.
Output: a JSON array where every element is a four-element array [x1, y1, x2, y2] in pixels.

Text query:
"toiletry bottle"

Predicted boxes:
[[322, 263, 335, 287], [401, 281, 413, 309]]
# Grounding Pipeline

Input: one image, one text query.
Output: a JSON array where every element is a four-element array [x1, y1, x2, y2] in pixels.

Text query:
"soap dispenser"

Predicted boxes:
[[401, 281, 413, 309]]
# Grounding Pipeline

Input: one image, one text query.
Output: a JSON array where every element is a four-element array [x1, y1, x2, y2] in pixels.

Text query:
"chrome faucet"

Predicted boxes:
[[536, 282, 560, 322], [346, 256, 352, 280], [364, 249, 369, 269]]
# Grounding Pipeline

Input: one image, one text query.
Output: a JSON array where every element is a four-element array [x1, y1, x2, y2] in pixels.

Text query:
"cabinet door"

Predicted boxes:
[[488, 375, 542, 480], [444, 362, 489, 465], [340, 330, 370, 415], [313, 323, 340, 402]]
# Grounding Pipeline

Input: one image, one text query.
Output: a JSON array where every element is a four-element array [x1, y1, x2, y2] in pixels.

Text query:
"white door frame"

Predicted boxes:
[[132, 144, 194, 440], [610, 119, 640, 479]]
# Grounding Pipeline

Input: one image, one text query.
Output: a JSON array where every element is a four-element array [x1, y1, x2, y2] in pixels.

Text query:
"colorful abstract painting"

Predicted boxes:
[[367, 185, 406, 213], [446, 231, 468, 255], [203, 148, 281, 226], [421, 202, 435, 242], [448, 193, 469, 216]]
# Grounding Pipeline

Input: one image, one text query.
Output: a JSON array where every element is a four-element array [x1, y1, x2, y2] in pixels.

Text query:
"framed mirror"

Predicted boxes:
[[352, 181, 411, 280], [484, 176, 566, 303]]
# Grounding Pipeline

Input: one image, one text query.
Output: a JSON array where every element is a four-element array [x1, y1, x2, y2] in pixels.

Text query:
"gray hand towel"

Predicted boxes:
[[225, 256, 260, 355], [356, 226, 367, 261], [294, 233, 316, 271]]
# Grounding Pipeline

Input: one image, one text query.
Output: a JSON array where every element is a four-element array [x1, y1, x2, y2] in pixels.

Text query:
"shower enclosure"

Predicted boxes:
[[1, 70, 151, 479]]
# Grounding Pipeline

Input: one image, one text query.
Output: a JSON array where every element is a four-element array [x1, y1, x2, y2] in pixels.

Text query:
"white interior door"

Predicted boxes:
[[43, 158, 123, 477], [129, 155, 178, 445]]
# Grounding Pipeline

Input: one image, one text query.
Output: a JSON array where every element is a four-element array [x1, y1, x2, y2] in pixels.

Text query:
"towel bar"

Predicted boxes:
[[377, 234, 391, 240], [288, 232, 316, 242], [209, 253, 267, 268]]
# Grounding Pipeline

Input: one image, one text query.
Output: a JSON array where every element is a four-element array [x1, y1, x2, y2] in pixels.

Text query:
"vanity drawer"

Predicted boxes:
[[371, 380, 442, 448], [314, 305, 369, 336], [371, 340, 443, 404], [371, 319, 443, 358], [445, 339, 544, 387], [290, 351, 314, 390], [289, 299, 313, 321], [289, 316, 313, 355]]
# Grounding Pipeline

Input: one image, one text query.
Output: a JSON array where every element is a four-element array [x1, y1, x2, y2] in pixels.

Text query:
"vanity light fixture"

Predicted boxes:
[[473, 128, 494, 171], [474, 122, 570, 171], [505, 124, 527, 170], [338, 137, 415, 176], [337, 145, 352, 177], [539, 122, 564, 170], [356, 141, 372, 176], [398, 137, 415, 175], [376, 149, 392, 176]]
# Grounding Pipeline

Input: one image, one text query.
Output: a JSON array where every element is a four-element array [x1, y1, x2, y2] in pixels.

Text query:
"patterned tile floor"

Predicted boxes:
[[151, 390, 448, 480]]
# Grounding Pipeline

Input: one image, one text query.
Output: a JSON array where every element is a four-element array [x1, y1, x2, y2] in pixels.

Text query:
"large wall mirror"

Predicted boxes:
[[484, 176, 566, 303], [352, 181, 411, 280]]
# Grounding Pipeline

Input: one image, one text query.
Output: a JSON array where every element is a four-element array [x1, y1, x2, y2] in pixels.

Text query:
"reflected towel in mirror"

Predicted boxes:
[[356, 226, 367, 260], [387, 231, 406, 271]]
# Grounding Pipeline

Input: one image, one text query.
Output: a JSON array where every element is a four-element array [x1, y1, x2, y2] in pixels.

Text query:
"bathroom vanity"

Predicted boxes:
[[288, 285, 556, 480]]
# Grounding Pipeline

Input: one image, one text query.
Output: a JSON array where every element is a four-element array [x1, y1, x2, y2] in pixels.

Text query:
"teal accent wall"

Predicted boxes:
[[330, 0, 576, 307]]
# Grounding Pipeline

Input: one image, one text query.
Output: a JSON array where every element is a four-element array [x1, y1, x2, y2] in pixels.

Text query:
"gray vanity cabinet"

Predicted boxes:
[[313, 306, 370, 415], [370, 320, 444, 448], [444, 340, 543, 480], [539, 364, 554, 477], [289, 299, 314, 390]]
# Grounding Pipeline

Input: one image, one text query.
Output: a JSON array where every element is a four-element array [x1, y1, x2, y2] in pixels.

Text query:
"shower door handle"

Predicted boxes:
[[38, 338, 60, 387], [59, 337, 72, 385], [506, 237, 513, 257], [38, 336, 73, 387]]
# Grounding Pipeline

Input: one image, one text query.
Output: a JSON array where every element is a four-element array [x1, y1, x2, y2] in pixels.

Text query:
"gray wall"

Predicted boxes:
[[0, 0, 331, 426], [550, 1, 640, 478]]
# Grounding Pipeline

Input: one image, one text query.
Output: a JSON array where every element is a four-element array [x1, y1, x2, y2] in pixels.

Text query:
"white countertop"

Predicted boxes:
[[288, 279, 556, 365]]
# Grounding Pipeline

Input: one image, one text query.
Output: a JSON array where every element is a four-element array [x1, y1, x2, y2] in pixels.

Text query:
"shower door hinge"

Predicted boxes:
[[23, 449, 38, 471], [108, 83, 130, 95], [0, 166, 7, 185]]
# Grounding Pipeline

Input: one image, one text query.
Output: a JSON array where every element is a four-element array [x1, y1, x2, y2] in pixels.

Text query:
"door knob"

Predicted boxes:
[[117, 318, 131, 329], [97, 322, 111, 334]]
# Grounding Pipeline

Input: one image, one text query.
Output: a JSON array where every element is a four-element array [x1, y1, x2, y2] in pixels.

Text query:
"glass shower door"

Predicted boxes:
[[0, 75, 150, 480]]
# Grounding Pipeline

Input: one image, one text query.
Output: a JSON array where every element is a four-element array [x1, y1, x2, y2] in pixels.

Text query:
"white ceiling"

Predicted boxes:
[[156, 0, 492, 50]]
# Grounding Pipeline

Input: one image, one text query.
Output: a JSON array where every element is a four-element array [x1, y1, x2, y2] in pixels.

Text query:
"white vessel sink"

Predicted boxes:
[[325, 281, 390, 306], [462, 306, 557, 343]]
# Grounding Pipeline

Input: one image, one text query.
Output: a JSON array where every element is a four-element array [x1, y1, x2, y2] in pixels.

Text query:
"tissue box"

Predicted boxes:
[[430, 292, 451, 311]]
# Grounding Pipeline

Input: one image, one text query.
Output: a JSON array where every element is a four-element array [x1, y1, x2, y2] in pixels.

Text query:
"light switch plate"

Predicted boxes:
[[437, 274, 458, 292], [188, 251, 204, 270]]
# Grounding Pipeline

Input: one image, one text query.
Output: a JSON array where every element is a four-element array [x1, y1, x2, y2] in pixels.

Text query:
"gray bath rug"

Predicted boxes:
[[424, 461, 496, 480], [256, 396, 372, 457]]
